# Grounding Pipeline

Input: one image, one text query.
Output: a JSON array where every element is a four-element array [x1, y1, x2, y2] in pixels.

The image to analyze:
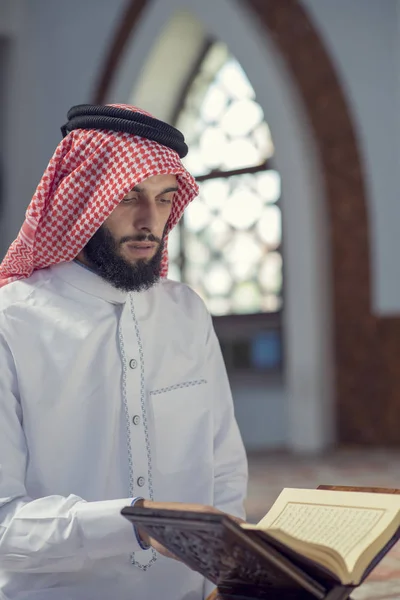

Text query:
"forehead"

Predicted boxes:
[[135, 173, 178, 191]]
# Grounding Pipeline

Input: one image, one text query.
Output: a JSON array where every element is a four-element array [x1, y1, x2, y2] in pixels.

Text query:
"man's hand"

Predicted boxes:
[[135, 500, 244, 560], [205, 589, 221, 600]]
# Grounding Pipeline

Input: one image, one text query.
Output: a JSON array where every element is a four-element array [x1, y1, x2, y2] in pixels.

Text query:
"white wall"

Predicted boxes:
[[231, 376, 286, 450], [0, 0, 128, 256], [303, 0, 400, 316]]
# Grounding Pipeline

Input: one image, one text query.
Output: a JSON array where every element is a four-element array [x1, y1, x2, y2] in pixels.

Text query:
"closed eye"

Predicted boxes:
[[120, 193, 175, 205]]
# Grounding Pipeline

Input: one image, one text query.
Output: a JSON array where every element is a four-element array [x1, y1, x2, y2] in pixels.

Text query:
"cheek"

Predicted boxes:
[[160, 207, 173, 231], [104, 208, 128, 237]]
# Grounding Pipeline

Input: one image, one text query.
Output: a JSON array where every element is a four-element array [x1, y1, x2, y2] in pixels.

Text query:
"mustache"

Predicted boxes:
[[119, 233, 162, 245]]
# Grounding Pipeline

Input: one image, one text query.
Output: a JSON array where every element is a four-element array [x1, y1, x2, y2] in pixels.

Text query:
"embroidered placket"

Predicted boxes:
[[119, 296, 156, 570]]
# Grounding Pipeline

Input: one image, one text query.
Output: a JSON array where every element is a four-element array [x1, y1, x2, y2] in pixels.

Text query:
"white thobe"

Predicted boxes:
[[0, 261, 247, 600]]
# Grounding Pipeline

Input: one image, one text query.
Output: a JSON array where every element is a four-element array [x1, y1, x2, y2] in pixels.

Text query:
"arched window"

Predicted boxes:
[[168, 41, 283, 372]]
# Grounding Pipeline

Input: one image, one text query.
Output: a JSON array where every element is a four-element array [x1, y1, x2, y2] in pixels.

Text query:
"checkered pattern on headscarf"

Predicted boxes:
[[0, 104, 198, 287]]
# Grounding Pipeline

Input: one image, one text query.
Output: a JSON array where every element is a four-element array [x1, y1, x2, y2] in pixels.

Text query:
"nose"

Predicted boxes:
[[133, 198, 158, 232]]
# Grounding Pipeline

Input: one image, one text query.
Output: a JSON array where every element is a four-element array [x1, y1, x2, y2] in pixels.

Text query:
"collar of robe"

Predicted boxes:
[[50, 260, 131, 305]]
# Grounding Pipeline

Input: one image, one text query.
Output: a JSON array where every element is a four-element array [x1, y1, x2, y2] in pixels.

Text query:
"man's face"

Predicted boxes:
[[79, 173, 177, 291]]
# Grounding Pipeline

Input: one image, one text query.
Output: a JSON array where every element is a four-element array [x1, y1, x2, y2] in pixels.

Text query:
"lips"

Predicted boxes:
[[125, 242, 156, 249], [123, 242, 157, 258]]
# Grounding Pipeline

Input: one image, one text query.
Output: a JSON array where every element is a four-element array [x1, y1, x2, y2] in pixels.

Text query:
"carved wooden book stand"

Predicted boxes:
[[122, 486, 400, 600]]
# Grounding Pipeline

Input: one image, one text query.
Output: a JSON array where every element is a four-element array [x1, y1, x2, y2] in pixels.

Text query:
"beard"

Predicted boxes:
[[82, 225, 165, 292]]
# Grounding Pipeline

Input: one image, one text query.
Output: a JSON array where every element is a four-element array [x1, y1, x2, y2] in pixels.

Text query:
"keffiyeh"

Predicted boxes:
[[0, 104, 198, 287]]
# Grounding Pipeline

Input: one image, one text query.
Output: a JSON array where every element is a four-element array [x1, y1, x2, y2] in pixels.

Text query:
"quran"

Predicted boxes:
[[122, 486, 400, 600]]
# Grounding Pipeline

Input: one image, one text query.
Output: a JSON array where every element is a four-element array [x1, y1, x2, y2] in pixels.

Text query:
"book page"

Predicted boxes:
[[267, 502, 385, 559], [253, 488, 400, 568]]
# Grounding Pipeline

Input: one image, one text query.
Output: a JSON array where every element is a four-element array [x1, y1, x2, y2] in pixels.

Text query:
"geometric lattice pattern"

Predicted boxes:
[[169, 42, 283, 316]]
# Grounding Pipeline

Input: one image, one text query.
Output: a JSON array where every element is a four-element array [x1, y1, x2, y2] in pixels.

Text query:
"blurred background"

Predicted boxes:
[[1, 0, 400, 523]]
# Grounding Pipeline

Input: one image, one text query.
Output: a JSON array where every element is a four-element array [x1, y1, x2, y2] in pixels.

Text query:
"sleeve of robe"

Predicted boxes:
[[0, 328, 146, 573], [203, 311, 248, 599]]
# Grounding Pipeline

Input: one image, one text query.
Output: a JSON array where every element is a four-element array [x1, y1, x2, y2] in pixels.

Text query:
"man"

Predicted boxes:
[[0, 104, 247, 600]]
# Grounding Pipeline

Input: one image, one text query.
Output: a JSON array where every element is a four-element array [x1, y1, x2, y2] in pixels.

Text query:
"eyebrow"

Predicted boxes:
[[132, 185, 179, 195]]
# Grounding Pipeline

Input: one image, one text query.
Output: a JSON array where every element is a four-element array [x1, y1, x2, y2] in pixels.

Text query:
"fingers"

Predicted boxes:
[[150, 539, 181, 561], [136, 525, 151, 548], [228, 515, 246, 525], [205, 590, 221, 600]]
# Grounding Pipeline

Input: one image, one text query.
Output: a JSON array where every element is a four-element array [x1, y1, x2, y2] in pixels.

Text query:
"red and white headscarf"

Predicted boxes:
[[0, 104, 199, 288]]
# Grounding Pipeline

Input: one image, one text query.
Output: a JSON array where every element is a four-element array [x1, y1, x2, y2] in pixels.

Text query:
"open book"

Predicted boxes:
[[122, 487, 400, 599], [243, 487, 400, 585]]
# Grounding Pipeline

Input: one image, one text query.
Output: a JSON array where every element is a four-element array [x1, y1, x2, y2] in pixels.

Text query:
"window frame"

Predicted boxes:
[[172, 38, 284, 374]]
